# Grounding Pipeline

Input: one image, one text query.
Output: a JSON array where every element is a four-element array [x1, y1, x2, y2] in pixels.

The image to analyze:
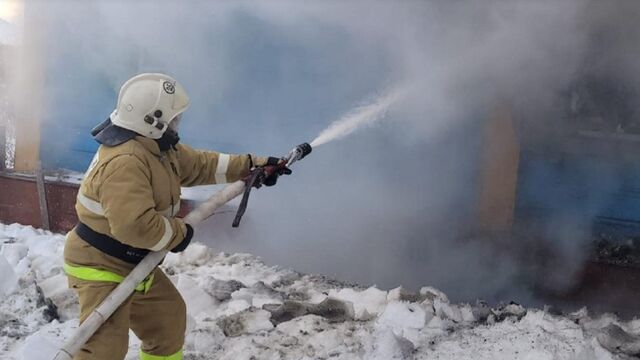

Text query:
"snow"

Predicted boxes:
[[0, 221, 637, 359], [329, 287, 388, 320], [378, 301, 428, 330], [0, 254, 17, 296]]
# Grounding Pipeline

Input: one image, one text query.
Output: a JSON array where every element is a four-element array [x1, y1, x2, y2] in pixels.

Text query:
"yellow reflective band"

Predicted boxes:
[[140, 349, 183, 360], [63, 263, 154, 293]]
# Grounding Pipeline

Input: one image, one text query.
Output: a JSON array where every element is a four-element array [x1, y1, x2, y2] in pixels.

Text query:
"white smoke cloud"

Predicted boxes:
[[14, 0, 640, 305]]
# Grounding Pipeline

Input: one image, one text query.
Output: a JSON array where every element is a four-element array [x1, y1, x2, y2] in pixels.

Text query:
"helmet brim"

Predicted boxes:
[[92, 118, 138, 146]]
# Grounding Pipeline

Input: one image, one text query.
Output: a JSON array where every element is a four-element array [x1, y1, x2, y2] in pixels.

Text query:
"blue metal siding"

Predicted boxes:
[[516, 141, 640, 240]]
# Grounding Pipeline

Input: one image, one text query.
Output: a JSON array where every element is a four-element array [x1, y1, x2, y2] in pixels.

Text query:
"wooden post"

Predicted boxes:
[[477, 103, 520, 237], [35, 161, 50, 230], [12, 0, 43, 173]]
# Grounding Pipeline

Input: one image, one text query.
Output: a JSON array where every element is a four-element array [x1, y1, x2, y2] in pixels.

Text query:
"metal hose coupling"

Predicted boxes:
[[285, 142, 312, 167]]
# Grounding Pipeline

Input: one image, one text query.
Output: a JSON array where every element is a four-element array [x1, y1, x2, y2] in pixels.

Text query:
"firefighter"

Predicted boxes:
[[63, 73, 286, 360]]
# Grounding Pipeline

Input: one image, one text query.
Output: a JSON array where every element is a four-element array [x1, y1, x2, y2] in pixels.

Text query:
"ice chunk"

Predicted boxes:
[[521, 311, 583, 338], [164, 242, 213, 267], [222, 299, 252, 316], [175, 274, 216, 317], [597, 324, 640, 356], [378, 301, 427, 330], [0, 253, 18, 296], [38, 273, 78, 321], [307, 298, 353, 323], [38, 274, 68, 298], [231, 281, 284, 308], [420, 286, 449, 303], [370, 328, 414, 360], [459, 304, 476, 323], [387, 286, 425, 303], [425, 315, 450, 331], [471, 300, 492, 323], [216, 308, 273, 337], [433, 298, 463, 323], [190, 323, 225, 353], [264, 297, 353, 324], [306, 328, 348, 358], [263, 301, 309, 325], [276, 314, 330, 336], [20, 331, 59, 360], [1, 243, 28, 268], [306, 289, 329, 304], [202, 276, 245, 301], [328, 286, 387, 320]]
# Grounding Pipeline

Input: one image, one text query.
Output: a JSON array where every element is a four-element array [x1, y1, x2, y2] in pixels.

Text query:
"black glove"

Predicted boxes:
[[171, 223, 194, 253], [263, 157, 292, 187]]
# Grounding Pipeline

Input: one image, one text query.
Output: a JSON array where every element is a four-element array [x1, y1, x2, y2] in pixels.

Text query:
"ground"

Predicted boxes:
[[0, 222, 638, 360]]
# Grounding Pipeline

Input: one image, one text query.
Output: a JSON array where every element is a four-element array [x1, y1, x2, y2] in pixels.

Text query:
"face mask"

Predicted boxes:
[[156, 127, 180, 151]]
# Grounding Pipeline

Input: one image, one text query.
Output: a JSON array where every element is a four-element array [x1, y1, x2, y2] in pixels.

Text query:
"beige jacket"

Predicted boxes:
[[64, 136, 266, 275]]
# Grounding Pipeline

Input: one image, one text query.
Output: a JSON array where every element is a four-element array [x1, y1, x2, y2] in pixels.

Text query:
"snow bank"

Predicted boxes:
[[0, 222, 637, 359], [0, 254, 18, 295]]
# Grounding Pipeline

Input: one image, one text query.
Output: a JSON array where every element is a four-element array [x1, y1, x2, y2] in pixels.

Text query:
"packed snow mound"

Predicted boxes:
[[0, 222, 637, 359]]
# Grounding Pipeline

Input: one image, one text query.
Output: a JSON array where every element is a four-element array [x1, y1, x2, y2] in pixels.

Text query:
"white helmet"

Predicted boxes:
[[110, 73, 190, 139]]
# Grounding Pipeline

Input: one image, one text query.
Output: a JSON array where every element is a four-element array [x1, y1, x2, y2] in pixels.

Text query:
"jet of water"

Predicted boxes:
[[310, 88, 402, 148]]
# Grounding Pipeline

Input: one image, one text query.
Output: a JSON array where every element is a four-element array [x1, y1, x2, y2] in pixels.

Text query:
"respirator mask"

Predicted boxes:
[[156, 115, 181, 151]]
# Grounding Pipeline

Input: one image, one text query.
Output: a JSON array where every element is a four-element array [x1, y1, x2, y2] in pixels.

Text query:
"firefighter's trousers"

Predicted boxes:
[[67, 268, 186, 360]]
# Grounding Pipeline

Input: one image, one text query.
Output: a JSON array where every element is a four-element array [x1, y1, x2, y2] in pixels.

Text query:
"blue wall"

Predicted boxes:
[[516, 137, 640, 240]]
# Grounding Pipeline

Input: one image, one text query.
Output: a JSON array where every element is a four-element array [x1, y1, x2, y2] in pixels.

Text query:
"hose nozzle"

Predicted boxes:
[[285, 142, 312, 167]]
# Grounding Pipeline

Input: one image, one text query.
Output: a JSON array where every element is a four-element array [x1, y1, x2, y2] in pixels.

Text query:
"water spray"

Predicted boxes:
[[310, 88, 400, 148]]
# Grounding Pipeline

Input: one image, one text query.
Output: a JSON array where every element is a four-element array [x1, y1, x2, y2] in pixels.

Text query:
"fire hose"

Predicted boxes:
[[52, 142, 312, 360]]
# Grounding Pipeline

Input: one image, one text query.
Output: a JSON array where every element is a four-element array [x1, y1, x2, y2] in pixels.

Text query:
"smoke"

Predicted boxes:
[[16, 0, 640, 304]]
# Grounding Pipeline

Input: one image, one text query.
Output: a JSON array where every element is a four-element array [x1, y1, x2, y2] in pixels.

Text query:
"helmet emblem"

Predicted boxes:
[[163, 81, 175, 94]]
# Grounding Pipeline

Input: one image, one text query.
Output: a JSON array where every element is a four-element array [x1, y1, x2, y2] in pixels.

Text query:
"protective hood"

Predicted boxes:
[[91, 118, 137, 146]]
